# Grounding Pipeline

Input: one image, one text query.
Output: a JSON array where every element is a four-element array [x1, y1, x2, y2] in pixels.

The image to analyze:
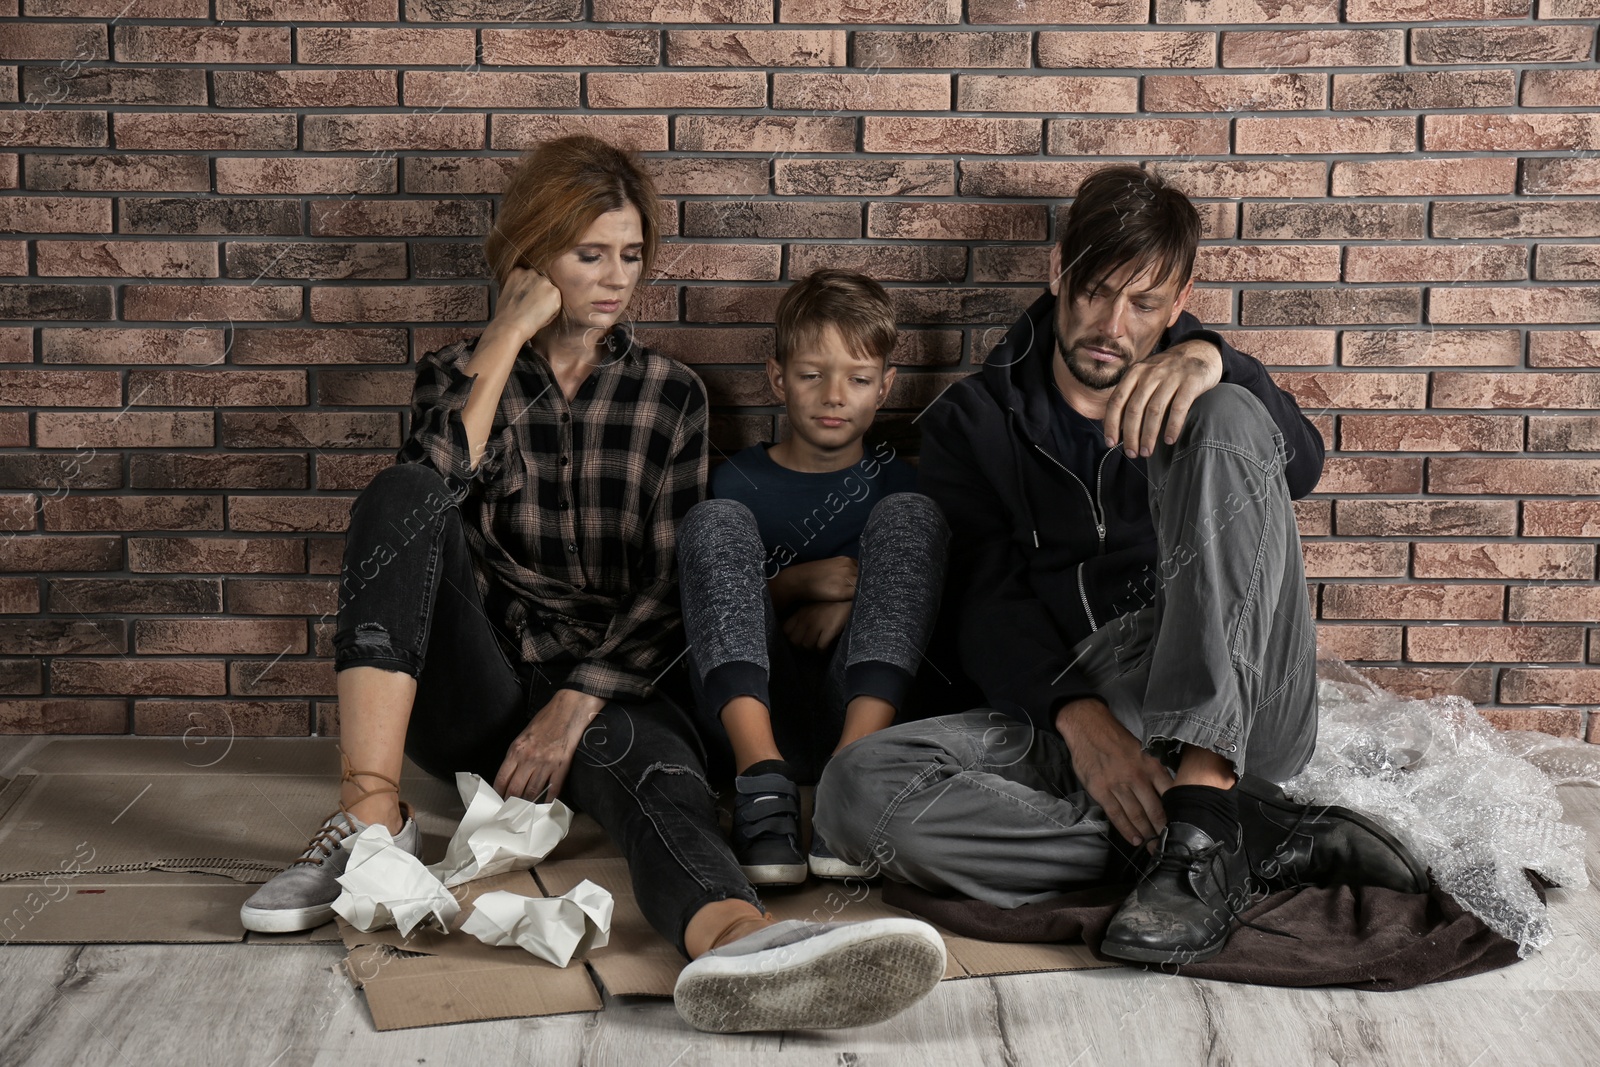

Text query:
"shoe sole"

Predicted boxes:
[[674, 918, 947, 1033], [1238, 775, 1431, 893], [808, 855, 871, 881], [239, 901, 335, 934], [740, 861, 809, 886], [1099, 933, 1229, 966]]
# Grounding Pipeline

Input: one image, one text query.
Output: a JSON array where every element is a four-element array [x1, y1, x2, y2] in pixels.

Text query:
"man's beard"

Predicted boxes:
[[1056, 334, 1129, 391]]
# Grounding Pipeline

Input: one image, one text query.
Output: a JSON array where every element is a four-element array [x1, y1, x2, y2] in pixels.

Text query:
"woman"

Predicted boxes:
[[237, 135, 946, 1033]]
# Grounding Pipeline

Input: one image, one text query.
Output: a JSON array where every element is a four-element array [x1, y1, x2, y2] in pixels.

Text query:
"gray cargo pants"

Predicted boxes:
[[813, 382, 1320, 906]]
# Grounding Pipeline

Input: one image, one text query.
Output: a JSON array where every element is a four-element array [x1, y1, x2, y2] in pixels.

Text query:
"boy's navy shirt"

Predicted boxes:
[[710, 439, 917, 578]]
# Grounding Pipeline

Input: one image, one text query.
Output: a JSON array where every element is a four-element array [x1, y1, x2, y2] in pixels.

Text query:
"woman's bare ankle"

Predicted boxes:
[[343, 791, 403, 835]]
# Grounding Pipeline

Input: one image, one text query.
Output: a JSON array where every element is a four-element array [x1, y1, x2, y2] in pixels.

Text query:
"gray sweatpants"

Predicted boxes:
[[814, 383, 1320, 906], [677, 492, 950, 783]]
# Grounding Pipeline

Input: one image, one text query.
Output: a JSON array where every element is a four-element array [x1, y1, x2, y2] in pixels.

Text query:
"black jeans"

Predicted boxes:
[[332, 463, 761, 956]]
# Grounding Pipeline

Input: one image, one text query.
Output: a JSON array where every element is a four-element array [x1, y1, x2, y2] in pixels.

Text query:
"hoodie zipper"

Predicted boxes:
[[1031, 442, 1115, 632]]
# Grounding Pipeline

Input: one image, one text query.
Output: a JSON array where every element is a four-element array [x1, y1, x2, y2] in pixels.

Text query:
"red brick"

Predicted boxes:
[[220, 412, 399, 449], [1322, 583, 1503, 621], [1152, 161, 1325, 200], [227, 578, 338, 616], [774, 160, 947, 198], [1530, 331, 1600, 367], [1222, 29, 1403, 67], [957, 75, 1137, 114], [1412, 26, 1593, 65], [970, 246, 1047, 283], [226, 496, 354, 534], [216, 161, 398, 199], [1347, 0, 1528, 18], [1538, 245, 1600, 282], [307, 538, 346, 574], [863, 117, 1040, 155], [1243, 203, 1423, 240], [0, 619, 127, 656], [1530, 415, 1600, 452], [1316, 457, 1422, 495], [1346, 246, 1526, 284], [134, 700, 309, 737], [135, 618, 307, 656], [229, 659, 336, 697], [315, 454, 394, 491], [41, 326, 225, 365], [1047, 119, 1228, 156], [776, 73, 948, 111], [1143, 74, 1325, 112], [594, 0, 771, 19], [126, 369, 306, 407], [1350, 667, 1493, 704], [216, 69, 396, 108], [130, 453, 307, 491], [0, 535, 122, 572], [969, 0, 1142, 23], [300, 27, 474, 66], [1217, 330, 1336, 366], [1439, 456, 1600, 498], [114, 112, 296, 151], [1236, 116, 1414, 155], [959, 160, 1109, 199], [0, 699, 126, 734], [683, 202, 858, 240], [647, 158, 768, 196], [1332, 158, 1517, 198], [1296, 500, 1331, 536], [860, 31, 1030, 69], [35, 239, 217, 278], [1481, 708, 1584, 739], [313, 203, 490, 240], [0, 21, 108, 60], [1242, 290, 1422, 328], [1157, 0, 1338, 18], [0, 659, 40, 695], [42, 495, 222, 532], [1335, 500, 1516, 537], [867, 202, 1046, 242], [1434, 202, 1600, 240], [20, 66, 206, 106], [1407, 625, 1583, 665], [128, 537, 305, 574], [1523, 500, 1600, 538], [1430, 287, 1600, 325], [29, 154, 210, 193], [789, 244, 967, 284], [1522, 159, 1600, 196], [1341, 329, 1521, 367], [53, 658, 225, 696], [667, 29, 842, 66], [0, 577, 39, 613], [1425, 114, 1600, 153], [302, 113, 484, 153], [125, 284, 300, 322], [1339, 414, 1521, 452], [1040, 30, 1213, 68], [1315, 624, 1401, 662], [1521, 69, 1600, 109], [48, 577, 222, 614], [493, 114, 666, 153], [1413, 542, 1592, 581], [589, 71, 763, 109], [636, 328, 773, 365], [316, 370, 411, 407], [1542, 0, 1600, 15], [1510, 586, 1600, 623], [1500, 669, 1600, 706], [652, 243, 781, 282], [0, 369, 120, 407], [784, 0, 957, 19], [1301, 542, 1409, 579], [481, 28, 658, 66], [1195, 246, 1340, 284], [1333, 70, 1516, 111]]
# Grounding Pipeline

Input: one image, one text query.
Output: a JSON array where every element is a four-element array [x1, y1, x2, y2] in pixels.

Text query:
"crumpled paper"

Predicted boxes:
[[332, 824, 461, 936], [426, 772, 574, 887], [460, 878, 614, 967]]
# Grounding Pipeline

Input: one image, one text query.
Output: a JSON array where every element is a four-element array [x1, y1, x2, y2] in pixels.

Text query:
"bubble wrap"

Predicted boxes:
[[1280, 655, 1600, 957]]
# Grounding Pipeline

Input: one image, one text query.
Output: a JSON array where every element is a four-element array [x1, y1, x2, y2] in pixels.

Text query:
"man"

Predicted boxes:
[[815, 166, 1427, 965]]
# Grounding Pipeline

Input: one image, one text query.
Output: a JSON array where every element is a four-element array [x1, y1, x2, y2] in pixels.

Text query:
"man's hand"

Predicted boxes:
[[768, 556, 858, 611], [493, 687, 606, 802], [1056, 696, 1174, 846], [1103, 338, 1223, 459], [782, 599, 852, 651]]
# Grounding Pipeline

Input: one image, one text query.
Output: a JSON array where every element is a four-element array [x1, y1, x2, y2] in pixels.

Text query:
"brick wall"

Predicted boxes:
[[0, 2, 1596, 743]]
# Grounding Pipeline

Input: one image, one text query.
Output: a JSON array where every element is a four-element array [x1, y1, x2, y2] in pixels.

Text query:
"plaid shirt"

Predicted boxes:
[[395, 323, 709, 703]]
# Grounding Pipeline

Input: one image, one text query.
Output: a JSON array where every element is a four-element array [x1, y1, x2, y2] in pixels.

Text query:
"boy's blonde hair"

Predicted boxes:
[[774, 269, 897, 366]]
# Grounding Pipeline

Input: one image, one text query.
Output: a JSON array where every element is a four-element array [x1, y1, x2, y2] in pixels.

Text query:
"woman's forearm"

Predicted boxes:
[[459, 324, 524, 471]]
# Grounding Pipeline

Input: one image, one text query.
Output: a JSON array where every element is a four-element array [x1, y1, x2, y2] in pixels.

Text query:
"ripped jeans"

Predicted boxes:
[[332, 463, 762, 956]]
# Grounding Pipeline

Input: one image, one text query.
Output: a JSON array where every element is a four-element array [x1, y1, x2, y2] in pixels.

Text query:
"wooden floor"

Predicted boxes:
[[2, 735, 1598, 1067]]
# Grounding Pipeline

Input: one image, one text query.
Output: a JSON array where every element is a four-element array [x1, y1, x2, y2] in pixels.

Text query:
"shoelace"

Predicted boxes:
[[290, 813, 358, 869]]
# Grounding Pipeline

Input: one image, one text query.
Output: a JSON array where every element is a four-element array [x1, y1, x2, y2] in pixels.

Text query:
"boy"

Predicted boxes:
[[676, 269, 950, 885]]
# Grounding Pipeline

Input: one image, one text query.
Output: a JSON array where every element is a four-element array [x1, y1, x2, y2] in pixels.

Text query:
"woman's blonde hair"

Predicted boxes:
[[484, 135, 662, 292]]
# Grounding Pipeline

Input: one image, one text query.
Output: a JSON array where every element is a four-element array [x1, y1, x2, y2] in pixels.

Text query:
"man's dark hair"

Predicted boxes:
[[1056, 166, 1200, 306]]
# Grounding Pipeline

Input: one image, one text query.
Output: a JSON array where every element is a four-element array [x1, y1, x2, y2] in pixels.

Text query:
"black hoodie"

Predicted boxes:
[[916, 290, 1326, 734]]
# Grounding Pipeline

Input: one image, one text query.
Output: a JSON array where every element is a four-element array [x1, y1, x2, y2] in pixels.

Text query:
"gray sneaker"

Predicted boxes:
[[239, 801, 418, 934], [673, 916, 947, 1033]]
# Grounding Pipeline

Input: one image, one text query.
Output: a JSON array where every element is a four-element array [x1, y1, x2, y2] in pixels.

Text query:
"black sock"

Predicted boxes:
[[1162, 783, 1240, 844], [740, 758, 793, 781]]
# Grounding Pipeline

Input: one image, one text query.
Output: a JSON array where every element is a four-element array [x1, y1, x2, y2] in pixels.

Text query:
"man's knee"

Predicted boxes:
[[814, 723, 952, 868], [681, 497, 757, 542]]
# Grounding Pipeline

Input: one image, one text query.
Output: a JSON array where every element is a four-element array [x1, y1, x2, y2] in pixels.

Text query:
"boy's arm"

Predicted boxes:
[[768, 556, 857, 612]]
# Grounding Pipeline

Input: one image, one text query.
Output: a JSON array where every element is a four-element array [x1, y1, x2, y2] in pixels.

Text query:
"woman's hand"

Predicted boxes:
[[782, 600, 853, 652], [487, 264, 565, 349], [493, 687, 606, 802]]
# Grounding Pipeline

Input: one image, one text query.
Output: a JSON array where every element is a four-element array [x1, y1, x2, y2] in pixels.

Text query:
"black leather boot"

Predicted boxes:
[[1237, 775, 1430, 894], [1099, 820, 1270, 965]]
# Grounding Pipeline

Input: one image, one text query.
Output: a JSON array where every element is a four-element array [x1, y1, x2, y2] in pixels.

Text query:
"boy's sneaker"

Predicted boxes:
[[807, 836, 870, 881], [731, 772, 807, 886], [673, 916, 947, 1033], [239, 802, 419, 934]]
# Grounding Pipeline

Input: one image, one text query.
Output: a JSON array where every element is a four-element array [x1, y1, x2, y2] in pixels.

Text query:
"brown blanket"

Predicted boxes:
[[881, 878, 1529, 991]]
